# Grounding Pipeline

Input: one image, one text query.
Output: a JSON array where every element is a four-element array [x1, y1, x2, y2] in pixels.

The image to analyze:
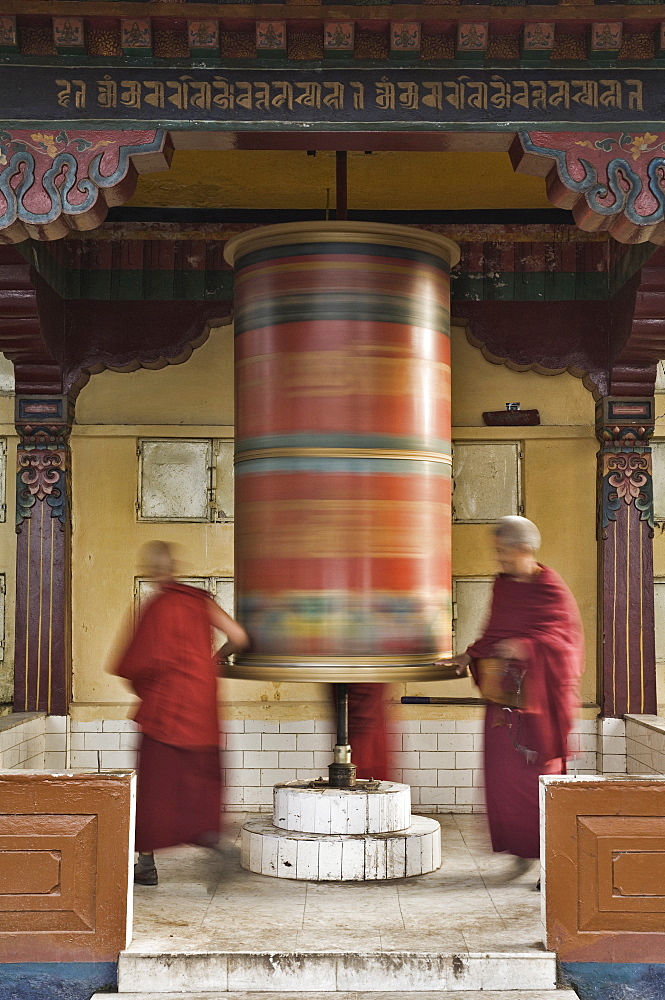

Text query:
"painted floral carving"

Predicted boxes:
[[516, 130, 665, 241], [17, 449, 68, 523], [0, 128, 167, 242]]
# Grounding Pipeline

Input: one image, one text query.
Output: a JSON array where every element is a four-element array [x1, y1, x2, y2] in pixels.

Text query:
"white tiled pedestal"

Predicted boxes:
[[241, 780, 441, 881]]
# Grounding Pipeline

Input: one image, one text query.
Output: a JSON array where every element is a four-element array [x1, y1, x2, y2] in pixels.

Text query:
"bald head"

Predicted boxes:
[[140, 540, 176, 582], [493, 516, 541, 553]]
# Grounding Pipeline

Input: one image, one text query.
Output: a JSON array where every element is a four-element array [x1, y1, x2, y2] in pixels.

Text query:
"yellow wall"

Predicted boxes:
[[70, 322, 598, 721], [127, 150, 552, 213]]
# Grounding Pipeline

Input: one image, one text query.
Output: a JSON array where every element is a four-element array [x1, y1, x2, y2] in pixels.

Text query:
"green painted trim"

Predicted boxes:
[[3, 118, 665, 134]]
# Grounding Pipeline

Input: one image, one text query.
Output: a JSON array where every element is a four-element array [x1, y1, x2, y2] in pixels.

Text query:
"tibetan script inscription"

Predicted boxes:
[[0, 67, 657, 126], [55, 74, 643, 115]]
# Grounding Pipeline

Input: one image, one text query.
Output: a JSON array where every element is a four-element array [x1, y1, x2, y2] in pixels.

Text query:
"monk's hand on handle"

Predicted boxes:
[[434, 652, 471, 677]]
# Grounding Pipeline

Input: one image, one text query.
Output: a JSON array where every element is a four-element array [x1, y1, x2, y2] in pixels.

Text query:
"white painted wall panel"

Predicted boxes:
[[452, 441, 521, 523], [453, 577, 494, 655], [138, 439, 211, 521], [214, 439, 234, 521]]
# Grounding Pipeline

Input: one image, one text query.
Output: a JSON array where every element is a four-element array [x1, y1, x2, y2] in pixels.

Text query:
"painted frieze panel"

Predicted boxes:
[[0, 16, 17, 52], [188, 20, 220, 54], [52, 17, 85, 53], [324, 22, 354, 55]]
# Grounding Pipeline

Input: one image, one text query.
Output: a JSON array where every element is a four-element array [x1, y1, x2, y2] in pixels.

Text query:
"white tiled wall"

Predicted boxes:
[[0, 713, 46, 768], [625, 714, 665, 775], [0, 712, 605, 809], [596, 716, 628, 774]]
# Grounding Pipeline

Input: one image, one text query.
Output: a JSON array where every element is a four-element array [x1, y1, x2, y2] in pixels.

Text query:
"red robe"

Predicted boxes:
[[467, 565, 583, 858], [114, 582, 222, 851], [115, 582, 220, 748], [347, 683, 389, 781]]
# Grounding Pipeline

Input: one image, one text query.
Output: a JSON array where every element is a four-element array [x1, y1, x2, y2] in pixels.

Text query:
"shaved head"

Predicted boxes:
[[140, 540, 176, 581]]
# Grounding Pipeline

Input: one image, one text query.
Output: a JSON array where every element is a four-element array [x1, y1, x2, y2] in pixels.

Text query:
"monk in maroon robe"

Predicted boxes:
[[113, 541, 248, 886], [438, 516, 583, 877]]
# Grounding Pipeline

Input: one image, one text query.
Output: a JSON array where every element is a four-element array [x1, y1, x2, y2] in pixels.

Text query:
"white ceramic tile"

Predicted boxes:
[[296, 839, 319, 880], [278, 751, 314, 769], [243, 786, 273, 806], [420, 720, 457, 733], [439, 734, 474, 752], [386, 836, 406, 878], [261, 834, 279, 877], [345, 793, 365, 834], [70, 750, 99, 769], [364, 837, 387, 880], [226, 768, 261, 786], [318, 839, 343, 880], [263, 734, 296, 751], [402, 733, 437, 752], [44, 716, 67, 734], [102, 719, 137, 733], [277, 834, 298, 878], [296, 734, 333, 751], [100, 751, 137, 770], [341, 839, 365, 880], [228, 733, 261, 751], [221, 719, 245, 733], [419, 751, 455, 769], [279, 720, 314, 733], [244, 720, 279, 733], [86, 732, 120, 751]]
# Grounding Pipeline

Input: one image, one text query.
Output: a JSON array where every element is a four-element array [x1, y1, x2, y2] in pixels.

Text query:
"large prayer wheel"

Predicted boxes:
[[224, 222, 459, 682]]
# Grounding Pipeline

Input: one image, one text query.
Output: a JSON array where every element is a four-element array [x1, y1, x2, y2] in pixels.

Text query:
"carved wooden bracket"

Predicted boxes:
[[0, 128, 172, 243], [511, 130, 665, 245]]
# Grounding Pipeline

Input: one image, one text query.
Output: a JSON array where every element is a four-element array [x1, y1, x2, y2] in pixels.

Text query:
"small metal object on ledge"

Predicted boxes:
[[483, 408, 540, 426]]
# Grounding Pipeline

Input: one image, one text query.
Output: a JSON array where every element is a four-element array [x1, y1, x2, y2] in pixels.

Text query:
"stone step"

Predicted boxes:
[[97, 992, 579, 999], [117, 951, 560, 994]]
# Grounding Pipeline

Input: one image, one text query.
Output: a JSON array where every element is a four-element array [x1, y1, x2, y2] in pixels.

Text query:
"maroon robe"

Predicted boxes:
[[347, 684, 390, 780], [467, 565, 583, 858], [114, 582, 223, 852]]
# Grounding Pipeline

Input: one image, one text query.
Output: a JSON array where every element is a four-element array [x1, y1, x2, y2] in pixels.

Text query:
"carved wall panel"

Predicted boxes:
[[0, 771, 134, 962], [543, 776, 665, 963]]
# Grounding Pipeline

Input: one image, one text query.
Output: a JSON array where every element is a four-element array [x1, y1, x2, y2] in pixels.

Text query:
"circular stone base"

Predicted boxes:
[[241, 815, 442, 881], [273, 780, 411, 835]]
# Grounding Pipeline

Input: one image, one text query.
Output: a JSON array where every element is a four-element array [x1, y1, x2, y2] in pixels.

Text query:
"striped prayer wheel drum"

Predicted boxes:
[[224, 222, 459, 682]]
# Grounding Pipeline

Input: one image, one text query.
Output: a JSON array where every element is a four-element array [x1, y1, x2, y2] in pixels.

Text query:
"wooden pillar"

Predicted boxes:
[[14, 396, 72, 715], [596, 397, 656, 718]]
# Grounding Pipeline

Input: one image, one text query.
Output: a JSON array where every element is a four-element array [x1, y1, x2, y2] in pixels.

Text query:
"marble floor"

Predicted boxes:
[[129, 814, 545, 957]]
